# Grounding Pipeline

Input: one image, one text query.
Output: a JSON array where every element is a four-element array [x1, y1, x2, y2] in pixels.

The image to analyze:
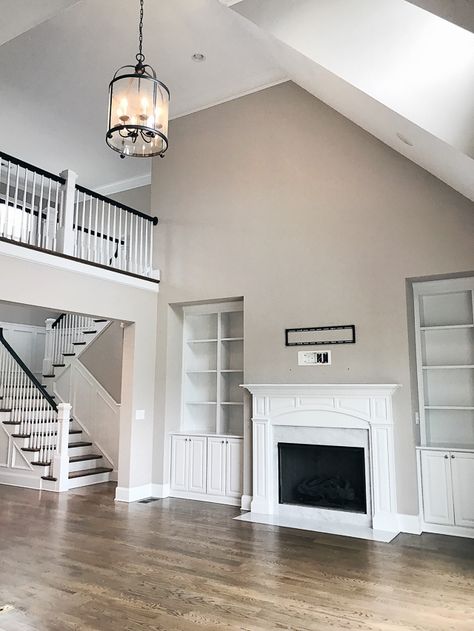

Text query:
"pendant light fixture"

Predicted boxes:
[[106, 0, 170, 159]]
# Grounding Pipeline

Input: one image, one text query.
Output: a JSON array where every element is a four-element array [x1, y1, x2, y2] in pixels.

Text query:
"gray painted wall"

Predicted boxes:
[[151, 81, 474, 516], [80, 321, 124, 403], [110, 186, 151, 215], [0, 302, 59, 327]]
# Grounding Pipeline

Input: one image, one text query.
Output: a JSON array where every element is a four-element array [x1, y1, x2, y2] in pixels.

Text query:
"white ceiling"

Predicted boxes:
[[0, 0, 285, 190], [232, 0, 474, 200], [0, 0, 80, 46]]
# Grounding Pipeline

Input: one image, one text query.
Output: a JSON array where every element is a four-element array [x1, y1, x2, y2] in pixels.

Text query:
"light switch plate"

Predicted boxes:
[[135, 409, 145, 420], [298, 351, 332, 366]]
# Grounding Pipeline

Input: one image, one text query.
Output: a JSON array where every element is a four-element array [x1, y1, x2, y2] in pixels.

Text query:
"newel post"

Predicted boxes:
[[53, 402, 72, 492], [58, 169, 78, 256], [43, 318, 55, 377]]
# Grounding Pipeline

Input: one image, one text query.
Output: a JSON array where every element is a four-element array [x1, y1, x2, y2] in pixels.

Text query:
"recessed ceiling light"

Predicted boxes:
[[396, 132, 414, 147], [192, 53, 206, 62]]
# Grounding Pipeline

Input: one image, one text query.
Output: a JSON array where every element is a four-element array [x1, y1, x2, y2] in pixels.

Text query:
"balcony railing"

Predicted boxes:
[[0, 151, 158, 281]]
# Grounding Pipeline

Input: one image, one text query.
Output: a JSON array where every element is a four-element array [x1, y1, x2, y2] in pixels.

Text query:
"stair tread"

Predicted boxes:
[[93, 319, 107, 323], [72, 342, 87, 346], [69, 441, 93, 448], [69, 453, 103, 463], [83, 330, 97, 334], [31, 460, 51, 467], [41, 475, 57, 481], [69, 466, 112, 479]]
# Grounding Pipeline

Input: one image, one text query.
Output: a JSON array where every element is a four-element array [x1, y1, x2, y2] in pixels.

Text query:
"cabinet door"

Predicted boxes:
[[207, 437, 226, 496], [171, 435, 188, 491], [421, 451, 454, 525], [226, 438, 243, 498], [188, 436, 207, 494], [451, 452, 474, 528]]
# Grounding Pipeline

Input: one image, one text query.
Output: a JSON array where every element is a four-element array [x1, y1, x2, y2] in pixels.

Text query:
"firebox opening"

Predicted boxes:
[[278, 443, 367, 514]]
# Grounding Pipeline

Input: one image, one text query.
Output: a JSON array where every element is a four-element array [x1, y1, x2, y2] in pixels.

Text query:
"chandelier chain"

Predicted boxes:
[[137, 0, 145, 64]]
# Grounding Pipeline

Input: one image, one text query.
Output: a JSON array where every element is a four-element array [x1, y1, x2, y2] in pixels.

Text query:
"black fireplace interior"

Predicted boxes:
[[278, 443, 367, 513]]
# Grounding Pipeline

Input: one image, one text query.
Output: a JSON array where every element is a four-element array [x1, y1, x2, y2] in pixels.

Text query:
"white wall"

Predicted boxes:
[[80, 321, 124, 403], [151, 82, 474, 515]]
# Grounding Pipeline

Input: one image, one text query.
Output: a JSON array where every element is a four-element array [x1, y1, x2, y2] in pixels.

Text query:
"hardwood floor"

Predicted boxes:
[[0, 483, 473, 631]]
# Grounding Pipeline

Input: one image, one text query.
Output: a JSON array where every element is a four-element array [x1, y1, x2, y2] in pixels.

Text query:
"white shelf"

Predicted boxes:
[[186, 401, 217, 405], [420, 324, 474, 331], [422, 365, 474, 370], [182, 302, 244, 437], [186, 370, 218, 374], [171, 431, 243, 438], [187, 338, 218, 344], [425, 405, 474, 410]]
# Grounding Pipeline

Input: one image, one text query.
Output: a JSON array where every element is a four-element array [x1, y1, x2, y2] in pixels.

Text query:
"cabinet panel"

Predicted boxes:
[[171, 436, 188, 492], [452, 452, 474, 527], [188, 437, 207, 494], [207, 437, 226, 496], [421, 451, 454, 525], [226, 438, 243, 498]]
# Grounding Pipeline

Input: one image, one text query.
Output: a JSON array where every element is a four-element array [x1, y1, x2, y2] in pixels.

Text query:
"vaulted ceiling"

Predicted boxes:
[[0, 0, 473, 199]]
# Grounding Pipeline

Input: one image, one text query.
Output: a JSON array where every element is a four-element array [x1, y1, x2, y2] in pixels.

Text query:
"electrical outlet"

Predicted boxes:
[[298, 351, 332, 366]]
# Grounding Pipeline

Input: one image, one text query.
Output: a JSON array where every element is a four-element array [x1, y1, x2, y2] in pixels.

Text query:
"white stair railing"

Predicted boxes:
[[0, 327, 65, 476], [44, 313, 97, 377], [0, 151, 158, 279]]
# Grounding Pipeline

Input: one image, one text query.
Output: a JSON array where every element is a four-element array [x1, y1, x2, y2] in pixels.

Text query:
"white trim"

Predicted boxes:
[[0, 240, 159, 293], [169, 489, 241, 507], [240, 494, 252, 511], [398, 513, 422, 534], [0, 469, 42, 490], [115, 484, 153, 503], [421, 522, 474, 539], [171, 79, 288, 122], [151, 483, 170, 498], [95, 173, 152, 196]]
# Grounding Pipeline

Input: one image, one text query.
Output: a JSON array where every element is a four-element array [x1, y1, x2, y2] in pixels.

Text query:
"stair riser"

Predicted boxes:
[[68, 445, 94, 456], [68, 471, 113, 489], [68, 458, 103, 473]]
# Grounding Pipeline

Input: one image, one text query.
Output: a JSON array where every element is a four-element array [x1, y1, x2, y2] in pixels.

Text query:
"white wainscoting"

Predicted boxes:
[[54, 361, 120, 469], [0, 321, 45, 380]]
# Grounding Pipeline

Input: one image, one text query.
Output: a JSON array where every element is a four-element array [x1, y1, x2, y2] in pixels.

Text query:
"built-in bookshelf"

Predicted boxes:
[[414, 278, 474, 451], [181, 301, 244, 436]]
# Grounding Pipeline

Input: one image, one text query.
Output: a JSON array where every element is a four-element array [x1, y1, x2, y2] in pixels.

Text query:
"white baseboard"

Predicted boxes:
[[0, 469, 42, 490], [241, 494, 252, 511], [115, 484, 153, 503], [421, 522, 474, 539], [398, 513, 422, 535], [151, 483, 170, 498]]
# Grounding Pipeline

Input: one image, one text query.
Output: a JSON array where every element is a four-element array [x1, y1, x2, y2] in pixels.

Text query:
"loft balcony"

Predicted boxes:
[[0, 151, 158, 285]]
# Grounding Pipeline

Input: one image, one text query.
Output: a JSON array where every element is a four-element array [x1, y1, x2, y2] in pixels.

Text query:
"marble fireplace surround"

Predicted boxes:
[[239, 384, 401, 541]]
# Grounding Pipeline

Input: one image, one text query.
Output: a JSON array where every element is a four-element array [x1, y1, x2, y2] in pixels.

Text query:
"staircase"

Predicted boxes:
[[0, 314, 115, 491]]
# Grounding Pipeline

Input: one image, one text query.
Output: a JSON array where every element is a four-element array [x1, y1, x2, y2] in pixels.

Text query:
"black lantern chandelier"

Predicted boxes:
[[106, 0, 170, 159]]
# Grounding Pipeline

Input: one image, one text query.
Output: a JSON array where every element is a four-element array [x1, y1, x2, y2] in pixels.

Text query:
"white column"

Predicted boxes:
[[58, 169, 78, 256], [42, 318, 55, 377], [52, 402, 72, 492]]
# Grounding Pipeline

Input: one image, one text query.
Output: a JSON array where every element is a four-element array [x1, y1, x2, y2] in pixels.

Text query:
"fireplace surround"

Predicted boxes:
[[240, 384, 400, 540]]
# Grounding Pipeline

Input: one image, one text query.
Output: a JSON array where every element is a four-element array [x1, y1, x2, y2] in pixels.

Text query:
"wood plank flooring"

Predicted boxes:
[[0, 483, 473, 631]]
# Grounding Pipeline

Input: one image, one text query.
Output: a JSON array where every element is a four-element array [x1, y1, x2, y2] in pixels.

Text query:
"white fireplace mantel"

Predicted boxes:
[[242, 383, 401, 538]]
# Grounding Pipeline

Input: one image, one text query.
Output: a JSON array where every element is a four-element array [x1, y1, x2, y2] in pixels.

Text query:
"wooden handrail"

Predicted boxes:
[[0, 150, 65, 184]]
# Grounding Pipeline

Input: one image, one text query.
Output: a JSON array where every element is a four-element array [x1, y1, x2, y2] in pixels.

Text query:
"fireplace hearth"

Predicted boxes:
[[278, 443, 367, 513]]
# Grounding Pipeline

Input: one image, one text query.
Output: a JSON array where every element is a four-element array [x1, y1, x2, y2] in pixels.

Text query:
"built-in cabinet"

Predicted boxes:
[[170, 434, 243, 506], [420, 450, 474, 528], [169, 301, 244, 507], [413, 277, 474, 537]]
